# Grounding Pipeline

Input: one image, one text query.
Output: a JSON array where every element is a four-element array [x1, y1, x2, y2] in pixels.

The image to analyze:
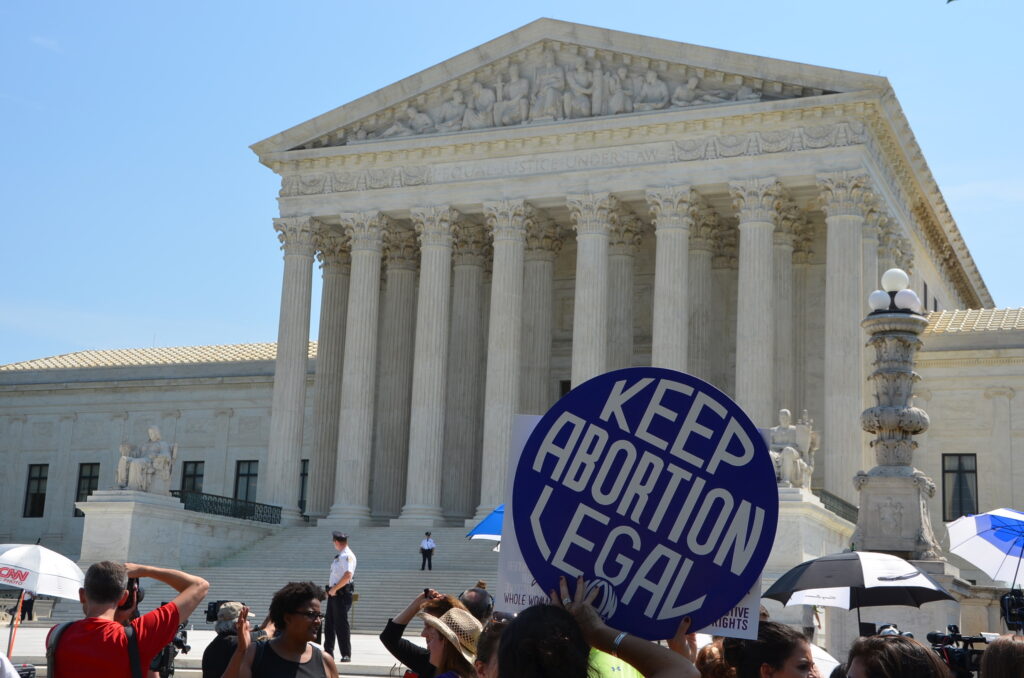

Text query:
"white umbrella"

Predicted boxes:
[[0, 543, 84, 600], [947, 508, 1024, 585]]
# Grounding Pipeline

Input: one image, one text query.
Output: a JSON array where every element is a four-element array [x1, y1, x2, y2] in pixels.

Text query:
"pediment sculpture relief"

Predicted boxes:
[[296, 44, 828, 150]]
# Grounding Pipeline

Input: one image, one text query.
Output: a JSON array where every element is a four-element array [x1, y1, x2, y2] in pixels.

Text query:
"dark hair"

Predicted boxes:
[[459, 587, 494, 622], [846, 635, 952, 678], [497, 604, 590, 678], [979, 635, 1024, 678], [421, 594, 464, 618], [696, 638, 736, 678], [722, 621, 807, 678], [268, 581, 325, 631], [84, 561, 127, 605], [477, 618, 508, 666]]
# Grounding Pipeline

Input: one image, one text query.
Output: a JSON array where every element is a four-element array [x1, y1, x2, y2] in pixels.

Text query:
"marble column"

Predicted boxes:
[[327, 211, 388, 523], [646, 187, 696, 372], [792, 228, 813, 421], [264, 216, 318, 518], [688, 207, 717, 383], [730, 179, 782, 427], [711, 226, 739, 396], [984, 387, 1017, 510], [774, 204, 800, 415], [520, 217, 562, 414], [818, 171, 874, 504], [861, 209, 883, 469], [568, 193, 616, 386], [608, 213, 644, 371], [306, 230, 350, 518], [474, 200, 529, 520], [396, 206, 458, 525], [442, 221, 488, 519], [370, 223, 418, 518]]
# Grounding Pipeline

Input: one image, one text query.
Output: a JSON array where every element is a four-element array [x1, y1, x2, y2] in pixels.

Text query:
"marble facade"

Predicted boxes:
[[252, 19, 989, 524]]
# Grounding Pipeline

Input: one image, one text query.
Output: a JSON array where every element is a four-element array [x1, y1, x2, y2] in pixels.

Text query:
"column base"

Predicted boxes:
[[325, 503, 375, 526], [391, 504, 446, 527], [278, 506, 308, 526]]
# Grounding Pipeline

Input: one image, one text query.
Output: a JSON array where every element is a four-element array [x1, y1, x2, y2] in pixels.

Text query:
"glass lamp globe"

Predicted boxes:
[[894, 288, 922, 313], [868, 290, 891, 311], [881, 268, 910, 293]]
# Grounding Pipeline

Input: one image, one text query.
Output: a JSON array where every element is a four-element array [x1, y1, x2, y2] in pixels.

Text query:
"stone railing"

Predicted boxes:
[[171, 490, 282, 525], [812, 488, 859, 524]]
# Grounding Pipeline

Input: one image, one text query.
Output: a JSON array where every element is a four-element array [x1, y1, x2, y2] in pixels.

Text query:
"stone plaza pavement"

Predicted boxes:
[[6, 626, 418, 677]]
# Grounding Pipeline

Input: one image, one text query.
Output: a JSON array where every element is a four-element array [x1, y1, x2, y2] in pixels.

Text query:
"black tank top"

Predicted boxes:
[[252, 641, 329, 678]]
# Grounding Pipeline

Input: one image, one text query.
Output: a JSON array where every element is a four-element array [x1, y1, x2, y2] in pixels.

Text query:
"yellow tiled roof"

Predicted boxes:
[[0, 342, 317, 371], [925, 308, 1024, 335]]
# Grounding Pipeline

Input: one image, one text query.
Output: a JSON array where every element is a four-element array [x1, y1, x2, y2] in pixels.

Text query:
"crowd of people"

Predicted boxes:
[[25, 530, 1024, 678]]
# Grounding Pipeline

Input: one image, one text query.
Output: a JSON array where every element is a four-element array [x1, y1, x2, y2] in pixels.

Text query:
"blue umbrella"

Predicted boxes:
[[466, 504, 504, 541], [948, 508, 1024, 586]]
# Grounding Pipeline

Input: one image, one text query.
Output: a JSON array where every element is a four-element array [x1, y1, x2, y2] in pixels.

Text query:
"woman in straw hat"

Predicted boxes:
[[418, 606, 483, 678]]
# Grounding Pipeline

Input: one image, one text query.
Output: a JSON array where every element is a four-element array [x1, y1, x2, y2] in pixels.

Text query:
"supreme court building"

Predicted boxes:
[[1, 21, 1018, 577]]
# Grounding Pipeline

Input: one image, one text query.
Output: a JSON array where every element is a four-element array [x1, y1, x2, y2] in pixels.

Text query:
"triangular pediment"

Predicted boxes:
[[252, 19, 888, 156]]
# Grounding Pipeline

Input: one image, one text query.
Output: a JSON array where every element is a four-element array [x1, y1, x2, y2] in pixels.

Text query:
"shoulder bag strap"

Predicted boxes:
[[125, 624, 143, 678], [46, 621, 74, 678]]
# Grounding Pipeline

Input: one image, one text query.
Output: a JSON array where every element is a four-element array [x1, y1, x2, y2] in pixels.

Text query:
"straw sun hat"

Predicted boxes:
[[418, 607, 483, 665]]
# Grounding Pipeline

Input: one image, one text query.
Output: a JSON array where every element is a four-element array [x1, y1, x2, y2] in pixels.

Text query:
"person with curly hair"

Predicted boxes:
[[845, 635, 951, 678], [980, 634, 1024, 678], [696, 637, 736, 678], [221, 581, 338, 678], [721, 621, 820, 678], [497, 576, 699, 678]]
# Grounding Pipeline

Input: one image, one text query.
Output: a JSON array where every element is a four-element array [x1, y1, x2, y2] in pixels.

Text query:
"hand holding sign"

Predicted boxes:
[[511, 368, 778, 639]]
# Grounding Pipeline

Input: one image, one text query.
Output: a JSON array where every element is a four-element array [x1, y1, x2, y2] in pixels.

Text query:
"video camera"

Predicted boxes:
[[1000, 588, 1024, 632], [151, 603, 190, 678], [927, 624, 987, 678], [205, 599, 247, 623]]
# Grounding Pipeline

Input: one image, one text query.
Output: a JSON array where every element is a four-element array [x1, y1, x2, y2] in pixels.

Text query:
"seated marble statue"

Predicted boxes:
[[531, 50, 565, 121], [462, 81, 496, 130], [494, 63, 530, 126], [115, 426, 178, 494], [603, 66, 634, 115], [767, 408, 815, 489], [380, 105, 434, 138], [562, 55, 593, 119], [633, 70, 670, 111], [435, 90, 466, 132]]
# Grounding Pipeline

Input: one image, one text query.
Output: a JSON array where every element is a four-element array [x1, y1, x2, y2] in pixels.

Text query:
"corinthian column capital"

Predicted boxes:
[[383, 223, 419, 270], [484, 199, 531, 243], [524, 213, 562, 259], [453, 221, 490, 266], [567, 193, 618, 236], [339, 211, 390, 253], [315, 230, 351, 270], [411, 206, 459, 249], [609, 212, 645, 255], [774, 202, 803, 248], [729, 178, 783, 224], [274, 216, 319, 256], [645, 186, 698, 231], [817, 171, 876, 218]]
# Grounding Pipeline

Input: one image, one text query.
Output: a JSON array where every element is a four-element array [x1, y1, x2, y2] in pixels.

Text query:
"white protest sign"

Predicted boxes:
[[510, 368, 779, 639]]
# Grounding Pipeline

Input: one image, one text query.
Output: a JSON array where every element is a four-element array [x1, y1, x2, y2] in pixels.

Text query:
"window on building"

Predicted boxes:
[[234, 460, 258, 503], [299, 459, 309, 514], [73, 462, 100, 517], [943, 454, 978, 521], [181, 461, 205, 494], [933, 297, 939, 312], [923, 281, 929, 310], [24, 464, 48, 518], [560, 380, 572, 397]]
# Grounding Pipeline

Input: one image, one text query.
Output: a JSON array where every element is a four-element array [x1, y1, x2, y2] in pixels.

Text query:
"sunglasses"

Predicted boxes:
[[291, 610, 325, 621]]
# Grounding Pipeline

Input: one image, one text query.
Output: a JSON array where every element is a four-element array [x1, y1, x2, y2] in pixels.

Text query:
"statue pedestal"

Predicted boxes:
[[77, 490, 185, 568], [763, 489, 855, 654], [851, 466, 941, 560]]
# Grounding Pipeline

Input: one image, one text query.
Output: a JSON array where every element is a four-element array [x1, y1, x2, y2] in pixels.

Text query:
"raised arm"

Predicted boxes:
[[221, 605, 254, 678], [126, 562, 209, 624]]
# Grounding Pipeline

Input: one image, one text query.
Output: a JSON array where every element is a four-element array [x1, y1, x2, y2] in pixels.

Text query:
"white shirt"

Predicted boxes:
[[420, 538, 436, 550], [329, 545, 356, 587]]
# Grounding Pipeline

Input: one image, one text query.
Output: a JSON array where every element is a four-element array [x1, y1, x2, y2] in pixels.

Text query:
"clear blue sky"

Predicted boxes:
[[2, 0, 1020, 366]]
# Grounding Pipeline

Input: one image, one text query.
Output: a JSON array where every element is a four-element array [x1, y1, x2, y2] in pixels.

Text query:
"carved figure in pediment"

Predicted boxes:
[[494, 63, 530, 126], [671, 75, 702, 107], [633, 70, 670, 111], [462, 81, 496, 130], [603, 66, 634, 116], [735, 84, 762, 102], [563, 55, 593, 119], [436, 90, 466, 132], [380, 105, 434, 138], [531, 50, 566, 122]]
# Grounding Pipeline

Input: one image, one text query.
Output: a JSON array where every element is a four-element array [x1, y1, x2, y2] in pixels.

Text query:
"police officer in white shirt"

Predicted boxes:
[[324, 531, 356, 662], [419, 531, 436, 571]]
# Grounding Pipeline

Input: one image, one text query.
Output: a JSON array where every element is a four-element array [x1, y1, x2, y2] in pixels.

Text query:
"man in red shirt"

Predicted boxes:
[[48, 561, 209, 678]]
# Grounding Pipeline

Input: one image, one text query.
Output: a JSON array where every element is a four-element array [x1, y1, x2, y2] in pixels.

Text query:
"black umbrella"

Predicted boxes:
[[763, 551, 955, 625]]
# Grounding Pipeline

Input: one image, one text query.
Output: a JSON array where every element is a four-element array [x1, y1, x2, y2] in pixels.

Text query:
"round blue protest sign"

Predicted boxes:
[[511, 367, 778, 639]]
